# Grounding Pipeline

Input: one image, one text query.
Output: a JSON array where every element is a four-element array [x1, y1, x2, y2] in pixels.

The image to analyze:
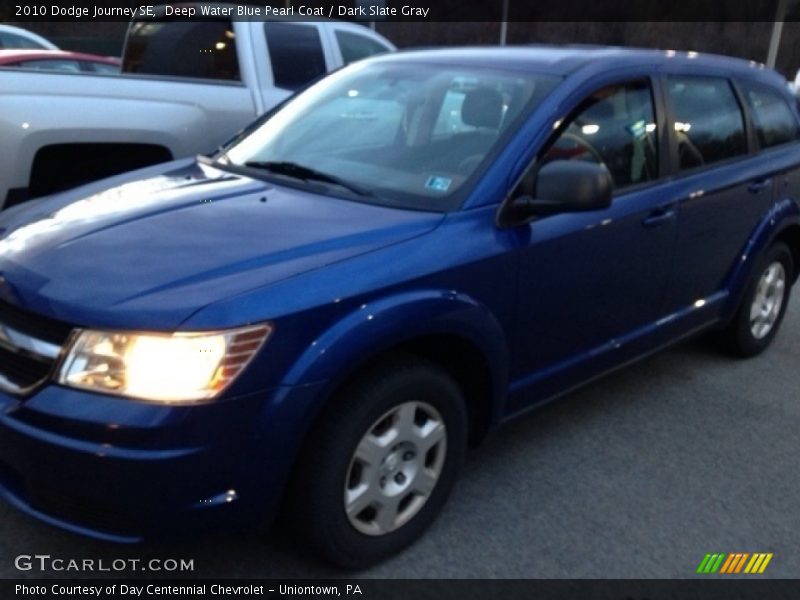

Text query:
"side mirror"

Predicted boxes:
[[500, 160, 613, 226]]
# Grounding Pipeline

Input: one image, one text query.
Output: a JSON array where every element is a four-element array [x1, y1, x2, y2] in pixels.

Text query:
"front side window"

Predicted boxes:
[[666, 76, 746, 170], [740, 80, 800, 149], [541, 81, 658, 189], [221, 61, 560, 210], [335, 30, 391, 65], [122, 21, 240, 81], [265, 22, 326, 91]]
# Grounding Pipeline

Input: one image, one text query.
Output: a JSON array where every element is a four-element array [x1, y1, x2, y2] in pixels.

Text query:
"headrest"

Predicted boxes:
[[461, 88, 504, 129]]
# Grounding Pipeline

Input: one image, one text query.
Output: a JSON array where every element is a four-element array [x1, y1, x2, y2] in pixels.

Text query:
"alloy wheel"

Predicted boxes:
[[344, 401, 447, 536], [749, 261, 786, 340]]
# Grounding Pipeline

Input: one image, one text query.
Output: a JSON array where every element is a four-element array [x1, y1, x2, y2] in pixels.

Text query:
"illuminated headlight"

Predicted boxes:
[[57, 324, 272, 403]]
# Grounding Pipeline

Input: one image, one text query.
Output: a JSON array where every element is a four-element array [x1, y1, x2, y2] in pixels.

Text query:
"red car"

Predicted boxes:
[[0, 49, 120, 73]]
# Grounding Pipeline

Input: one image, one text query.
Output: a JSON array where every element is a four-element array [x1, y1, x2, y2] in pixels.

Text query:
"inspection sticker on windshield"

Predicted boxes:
[[425, 176, 452, 193]]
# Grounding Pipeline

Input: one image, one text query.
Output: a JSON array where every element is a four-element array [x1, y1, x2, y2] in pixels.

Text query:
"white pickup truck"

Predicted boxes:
[[0, 15, 394, 208]]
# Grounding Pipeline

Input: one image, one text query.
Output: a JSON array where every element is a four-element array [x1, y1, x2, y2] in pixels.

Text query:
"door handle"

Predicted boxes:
[[748, 178, 772, 194], [642, 206, 676, 228]]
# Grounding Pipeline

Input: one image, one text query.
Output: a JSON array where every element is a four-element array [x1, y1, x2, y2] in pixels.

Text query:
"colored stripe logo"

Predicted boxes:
[[697, 553, 773, 574]]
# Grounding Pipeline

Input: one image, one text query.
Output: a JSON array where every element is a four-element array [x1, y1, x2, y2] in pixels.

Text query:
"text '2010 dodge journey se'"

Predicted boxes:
[[0, 46, 799, 568]]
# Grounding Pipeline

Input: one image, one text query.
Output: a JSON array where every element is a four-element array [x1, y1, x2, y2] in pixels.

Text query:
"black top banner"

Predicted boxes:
[[1, 0, 798, 23]]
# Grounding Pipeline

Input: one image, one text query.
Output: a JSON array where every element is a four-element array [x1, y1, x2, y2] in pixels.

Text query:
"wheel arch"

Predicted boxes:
[[721, 199, 800, 321], [331, 333, 497, 447], [269, 292, 509, 538], [774, 223, 800, 282], [281, 290, 510, 448]]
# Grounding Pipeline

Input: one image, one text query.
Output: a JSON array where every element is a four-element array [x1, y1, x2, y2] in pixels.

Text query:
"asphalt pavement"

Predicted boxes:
[[2, 299, 799, 579]]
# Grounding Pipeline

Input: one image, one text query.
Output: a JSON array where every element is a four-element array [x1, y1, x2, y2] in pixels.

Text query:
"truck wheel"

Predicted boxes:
[[722, 242, 793, 357], [292, 357, 467, 569]]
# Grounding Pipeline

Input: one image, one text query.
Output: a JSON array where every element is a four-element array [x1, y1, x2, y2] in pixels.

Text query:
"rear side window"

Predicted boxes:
[[335, 30, 391, 65], [740, 81, 800, 149], [123, 22, 240, 81], [264, 23, 326, 91], [666, 76, 746, 170], [541, 80, 658, 189]]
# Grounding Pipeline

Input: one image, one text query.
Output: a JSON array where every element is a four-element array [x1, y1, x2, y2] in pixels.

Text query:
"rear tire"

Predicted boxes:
[[720, 242, 793, 357], [289, 357, 467, 569]]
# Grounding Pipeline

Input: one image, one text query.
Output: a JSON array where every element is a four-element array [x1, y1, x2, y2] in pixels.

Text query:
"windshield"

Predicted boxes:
[[220, 60, 560, 210]]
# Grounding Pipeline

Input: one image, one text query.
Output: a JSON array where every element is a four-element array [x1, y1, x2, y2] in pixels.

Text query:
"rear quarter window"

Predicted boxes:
[[739, 80, 800, 149]]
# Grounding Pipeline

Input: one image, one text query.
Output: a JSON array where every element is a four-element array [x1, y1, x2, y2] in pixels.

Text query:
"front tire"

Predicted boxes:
[[721, 242, 793, 357], [290, 357, 468, 569]]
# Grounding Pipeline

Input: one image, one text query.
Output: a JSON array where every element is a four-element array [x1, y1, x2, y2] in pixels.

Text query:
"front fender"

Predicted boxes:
[[721, 197, 800, 321], [280, 289, 510, 425]]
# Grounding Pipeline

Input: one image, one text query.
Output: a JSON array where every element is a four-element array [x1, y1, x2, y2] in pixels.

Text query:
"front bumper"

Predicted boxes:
[[0, 381, 326, 542]]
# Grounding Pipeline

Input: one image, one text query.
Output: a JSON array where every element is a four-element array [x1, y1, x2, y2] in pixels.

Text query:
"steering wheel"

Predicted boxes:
[[556, 132, 605, 165]]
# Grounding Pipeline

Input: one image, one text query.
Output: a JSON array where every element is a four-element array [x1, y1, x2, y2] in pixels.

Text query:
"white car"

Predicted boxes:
[[0, 11, 394, 208], [0, 24, 59, 50]]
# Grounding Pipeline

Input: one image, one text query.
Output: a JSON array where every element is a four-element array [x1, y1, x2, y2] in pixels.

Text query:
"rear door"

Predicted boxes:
[[660, 75, 775, 312]]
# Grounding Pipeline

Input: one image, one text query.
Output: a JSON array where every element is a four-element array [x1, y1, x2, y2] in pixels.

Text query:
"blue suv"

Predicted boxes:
[[0, 46, 798, 568]]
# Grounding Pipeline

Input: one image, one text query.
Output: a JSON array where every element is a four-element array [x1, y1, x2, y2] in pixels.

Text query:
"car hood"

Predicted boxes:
[[0, 160, 443, 329]]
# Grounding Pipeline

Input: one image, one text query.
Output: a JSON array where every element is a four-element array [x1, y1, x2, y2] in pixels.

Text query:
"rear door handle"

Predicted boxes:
[[642, 206, 676, 228], [748, 178, 772, 193]]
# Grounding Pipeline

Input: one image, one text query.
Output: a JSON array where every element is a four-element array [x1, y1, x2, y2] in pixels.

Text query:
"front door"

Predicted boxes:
[[509, 78, 677, 412]]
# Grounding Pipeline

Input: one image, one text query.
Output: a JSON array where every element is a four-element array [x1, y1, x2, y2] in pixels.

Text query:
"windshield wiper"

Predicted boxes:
[[243, 161, 373, 197]]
